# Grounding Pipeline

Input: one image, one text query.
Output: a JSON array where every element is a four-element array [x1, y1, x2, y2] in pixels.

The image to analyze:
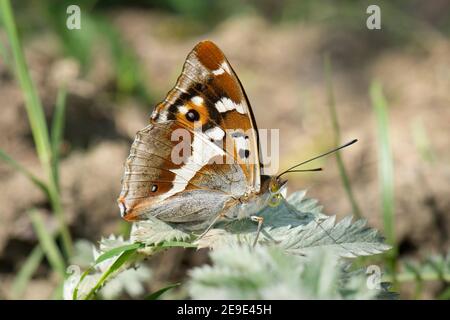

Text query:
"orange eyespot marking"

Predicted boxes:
[[176, 99, 210, 127]]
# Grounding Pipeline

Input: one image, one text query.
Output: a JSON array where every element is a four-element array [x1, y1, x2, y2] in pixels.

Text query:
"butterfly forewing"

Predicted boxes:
[[151, 41, 261, 193]]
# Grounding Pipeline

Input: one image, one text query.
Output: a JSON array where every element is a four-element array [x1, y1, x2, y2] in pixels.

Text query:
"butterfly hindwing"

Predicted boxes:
[[118, 122, 246, 224]]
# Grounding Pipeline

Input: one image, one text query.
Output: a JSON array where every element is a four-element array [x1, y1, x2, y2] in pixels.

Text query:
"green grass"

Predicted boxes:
[[0, 0, 72, 257], [0, 0, 153, 299], [324, 55, 362, 218], [50, 88, 67, 189], [28, 210, 66, 277], [10, 246, 44, 299], [370, 80, 397, 281], [146, 283, 181, 300], [0, 0, 72, 298]]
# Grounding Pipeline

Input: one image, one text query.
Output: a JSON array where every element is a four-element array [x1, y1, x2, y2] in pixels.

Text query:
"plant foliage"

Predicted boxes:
[[65, 190, 393, 300]]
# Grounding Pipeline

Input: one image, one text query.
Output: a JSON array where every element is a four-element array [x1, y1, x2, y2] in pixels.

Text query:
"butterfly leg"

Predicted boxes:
[[251, 216, 264, 247], [196, 212, 226, 240]]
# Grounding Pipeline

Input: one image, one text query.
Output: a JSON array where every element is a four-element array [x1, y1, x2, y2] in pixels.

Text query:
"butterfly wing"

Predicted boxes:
[[118, 41, 262, 226], [152, 40, 261, 192]]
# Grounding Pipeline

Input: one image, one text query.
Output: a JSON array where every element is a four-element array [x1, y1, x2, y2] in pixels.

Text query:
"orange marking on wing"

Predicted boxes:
[[175, 99, 210, 127]]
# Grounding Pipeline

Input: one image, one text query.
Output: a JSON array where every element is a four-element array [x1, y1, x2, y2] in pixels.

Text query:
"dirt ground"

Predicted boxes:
[[0, 9, 449, 299]]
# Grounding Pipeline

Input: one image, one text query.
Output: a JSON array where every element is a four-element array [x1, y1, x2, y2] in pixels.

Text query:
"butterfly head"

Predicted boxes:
[[261, 175, 287, 207]]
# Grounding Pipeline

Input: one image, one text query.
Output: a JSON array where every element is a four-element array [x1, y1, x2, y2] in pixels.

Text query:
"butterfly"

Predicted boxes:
[[117, 40, 356, 245]]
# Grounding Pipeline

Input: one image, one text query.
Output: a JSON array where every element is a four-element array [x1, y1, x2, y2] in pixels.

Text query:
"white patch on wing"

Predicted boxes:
[[178, 105, 189, 114], [212, 62, 231, 76], [205, 126, 225, 141], [191, 96, 204, 106], [212, 68, 224, 76], [215, 97, 246, 114], [156, 111, 168, 122], [118, 201, 126, 217], [222, 62, 231, 74], [233, 135, 249, 161], [160, 131, 225, 201]]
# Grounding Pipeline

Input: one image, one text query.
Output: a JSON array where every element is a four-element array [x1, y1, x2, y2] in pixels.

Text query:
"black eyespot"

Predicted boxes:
[[185, 109, 200, 122], [151, 184, 158, 192], [239, 149, 250, 159]]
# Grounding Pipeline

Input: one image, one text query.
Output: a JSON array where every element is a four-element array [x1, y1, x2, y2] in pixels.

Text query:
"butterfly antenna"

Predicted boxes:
[[277, 139, 357, 179], [284, 168, 323, 173]]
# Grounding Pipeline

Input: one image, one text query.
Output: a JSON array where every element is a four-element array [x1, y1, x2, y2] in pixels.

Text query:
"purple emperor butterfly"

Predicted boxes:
[[117, 41, 356, 244]]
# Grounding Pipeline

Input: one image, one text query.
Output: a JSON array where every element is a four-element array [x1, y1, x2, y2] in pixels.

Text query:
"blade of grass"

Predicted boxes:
[[370, 81, 396, 248], [0, 0, 73, 257], [73, 265, 95, 300], [28, 210, 66, 278], [324, 54, 362, 218], [146, 283, 180, 300], [84, 249, 138, 300], [94, 243, 143, 265], [50, 87, 67, 189], [0, 148, 48, 194], [0, 0, 52, 176], [370, 81, 397, 277], [10, 245, 44, 299]]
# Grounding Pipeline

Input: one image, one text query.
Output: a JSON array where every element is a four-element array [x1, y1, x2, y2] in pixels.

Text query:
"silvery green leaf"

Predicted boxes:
[[64, 271, 101, 300], [196, 192, 390, 259], [130, 218, 191, 245], [100, 266, 152, 299], [188, 245, 385, 300], [70, 239, 95, 268], [188, 245, 306, 299], [94, 234, 132, 273], [98, 234, 130, 252], [195, 194, 323, 249], [274, 215, 391, 258]]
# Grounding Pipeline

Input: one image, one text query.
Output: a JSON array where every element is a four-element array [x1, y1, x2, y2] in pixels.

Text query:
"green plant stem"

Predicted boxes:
[[0, 0, 73, 257], [324, 55, 362, 219]]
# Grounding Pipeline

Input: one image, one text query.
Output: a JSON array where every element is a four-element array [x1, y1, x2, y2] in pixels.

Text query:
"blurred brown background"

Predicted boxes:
[[0, 0, 449, 299]]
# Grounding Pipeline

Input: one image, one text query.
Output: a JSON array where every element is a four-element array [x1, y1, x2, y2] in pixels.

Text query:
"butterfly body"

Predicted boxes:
[[118, 41, 285, 232]]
